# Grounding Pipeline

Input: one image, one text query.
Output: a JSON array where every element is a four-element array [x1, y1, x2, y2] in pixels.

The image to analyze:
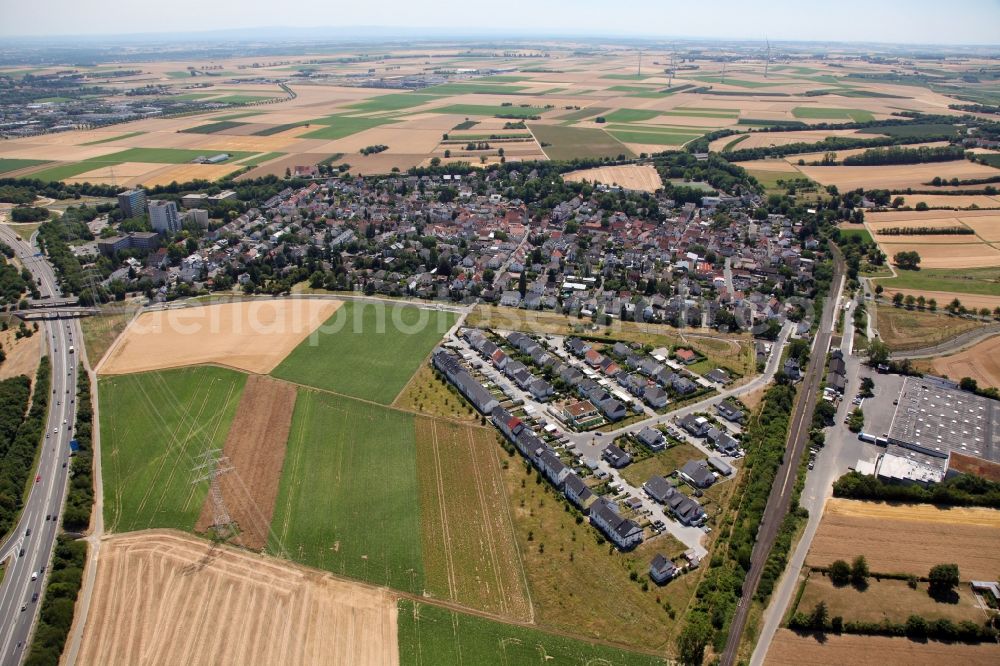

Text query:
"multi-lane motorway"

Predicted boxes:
[[0, 225, 81, 665]]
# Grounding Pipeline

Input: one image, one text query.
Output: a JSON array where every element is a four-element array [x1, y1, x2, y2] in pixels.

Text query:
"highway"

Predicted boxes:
[[0, 225, 81, 665], [719, 246, 845, 666]]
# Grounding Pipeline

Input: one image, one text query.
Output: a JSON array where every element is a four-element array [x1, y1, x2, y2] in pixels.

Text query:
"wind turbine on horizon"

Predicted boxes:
[[764, 37, 772, 78]]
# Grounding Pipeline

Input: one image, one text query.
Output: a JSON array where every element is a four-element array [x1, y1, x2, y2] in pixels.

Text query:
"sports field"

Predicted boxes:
[[100, 366, 247, 532], [397, 600, 665, 666], [268, 389, 424, 593], [271, 301, 456, 404], [415, 417, 532, 619]]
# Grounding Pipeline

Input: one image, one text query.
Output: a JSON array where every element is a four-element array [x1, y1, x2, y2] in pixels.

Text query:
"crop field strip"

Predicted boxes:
[[28, 147, 259, 182], [268, 388, 425, 593], [100, 366, 247, 532], [415, 417, 533, 620], [271, 301, 457, 405]]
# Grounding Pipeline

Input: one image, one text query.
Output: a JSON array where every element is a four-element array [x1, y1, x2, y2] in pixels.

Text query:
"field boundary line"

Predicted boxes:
[[429, 419, 458, 600]]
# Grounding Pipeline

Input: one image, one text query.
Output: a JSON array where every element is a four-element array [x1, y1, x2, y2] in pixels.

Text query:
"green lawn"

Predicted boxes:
[[530, 124, 634, 160], [346, 93, 443, 113], [429, 104, 547, 118], [80, 131, 146, 146], [300, 115, 398, 140], [180, 121, 248, 134], [271, 301, 456, 404], [268, 389, 423, 593], [604, 108, 661, 123], [0, 158, 49, 175], [876, 267, 1000, 297], [837, 226, 874, 244], [99, 367, 247, 533], [397, 600, 666, 666], [792, 107, 875, 122]]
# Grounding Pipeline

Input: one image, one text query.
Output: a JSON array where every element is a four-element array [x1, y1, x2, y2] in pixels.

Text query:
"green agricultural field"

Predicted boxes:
[[608, 85, 660, 93], [210, 94, 281, 104], [746, 168, 803, 191], [555, 106, 609, 122], [530, 124, 634, 160], [721, 135, 749, 151], [604, 108, 661, 123], [0, 158, 49, 175], [857, 122, 961, 138], [607, 129, 703, 146], [601, 73, 658, 81], [346, 93, 443, 113], [29, 147, 258, 182], [236, 151, 285, 166], [421, 83, 529, 95], [300, 115, 398, 140], [973, 153, 1000, 168], [100, 367, 247, 533], [268, 389, 423, 593], [271, 301, 456, 404], [251, 122, 308, 136], [876, 267, 1000, 297], [479, 75, 531, 82], [397, 600, 666, 666], [430, 104, 547, 118], [692, 76, 782, 88], [792, 107, 875, 122], [168, 92, 216, 101], [662, 109, 740, 119], [213, 111, 264, 121], [80, 131, 146, 146], [180, 121, 248, 134]]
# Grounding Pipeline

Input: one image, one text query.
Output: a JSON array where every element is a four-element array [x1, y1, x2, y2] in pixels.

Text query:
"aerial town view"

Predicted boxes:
[[1, 0, 1000, 664]]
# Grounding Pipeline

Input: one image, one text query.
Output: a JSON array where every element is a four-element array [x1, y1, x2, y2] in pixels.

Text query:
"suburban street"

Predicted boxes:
[[0, 226, 81, 665], [449, 317, 794, 558], [749, 289, 877, 665], [719, 249, 846, 666]]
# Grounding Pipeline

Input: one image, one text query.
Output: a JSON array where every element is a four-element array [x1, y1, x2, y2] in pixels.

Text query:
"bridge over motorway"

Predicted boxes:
[[14, 307, 100, 320]]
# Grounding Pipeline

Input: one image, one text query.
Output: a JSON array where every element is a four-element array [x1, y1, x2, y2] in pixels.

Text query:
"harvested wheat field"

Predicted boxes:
[[879, 241, 1000, 269], [98, 299, 340, 375], [797, 161, 1000, 191], [77, 530, 399, 666], [806, 499, 1000, 580], [927, 334, 1000, 389], [195, 375, 296, 550], [900, 194, 1000, 210], [0, 325, 41, 381], [766, 630, 1000, 666], [562, 164, 663, 192]]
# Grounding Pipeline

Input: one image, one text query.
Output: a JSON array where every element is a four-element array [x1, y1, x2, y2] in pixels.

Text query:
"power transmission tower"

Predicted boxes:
[[192, 450, 235, 538], [721, 61, 727, 85], [637, 50, 642, 78]]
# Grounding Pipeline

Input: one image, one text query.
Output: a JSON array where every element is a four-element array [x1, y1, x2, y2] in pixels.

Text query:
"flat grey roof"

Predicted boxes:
[[887, 377, 999, 463]]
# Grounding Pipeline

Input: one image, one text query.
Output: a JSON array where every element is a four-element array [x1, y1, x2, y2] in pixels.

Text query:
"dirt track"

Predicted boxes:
[[77, 531, 399, 666], [195, 375, 296, 550], [98, 299, 340, 375]]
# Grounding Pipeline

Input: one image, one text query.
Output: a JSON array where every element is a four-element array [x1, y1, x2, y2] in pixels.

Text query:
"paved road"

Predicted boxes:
[[719, 247, 845, 666], [0, 225, 81, 665], [749, 289, 875, 665]]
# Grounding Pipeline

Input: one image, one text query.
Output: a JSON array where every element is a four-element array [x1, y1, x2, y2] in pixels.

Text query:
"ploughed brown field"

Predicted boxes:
[[806, 499, 1000, 580], [195, 374, 296, 550], [77, 530, 399, 666]]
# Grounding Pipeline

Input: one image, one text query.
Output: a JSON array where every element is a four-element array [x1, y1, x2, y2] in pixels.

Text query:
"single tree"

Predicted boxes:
[[866, 340, 890, 367], [829, 559, 851, 586], [851, 555, 870, 588], [676, 612, 713, 666], [928, 563, 960, 599], [809, 600, 829, 630], [892, 292, 904, 307]]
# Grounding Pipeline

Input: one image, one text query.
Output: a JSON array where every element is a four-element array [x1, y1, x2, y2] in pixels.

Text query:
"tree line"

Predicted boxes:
[[62, 366, 93, 532], [833, 470, 1000, 508], [841, 145, 967, 166], [0, 356, 50, 539], [24, 536, 87, 666]]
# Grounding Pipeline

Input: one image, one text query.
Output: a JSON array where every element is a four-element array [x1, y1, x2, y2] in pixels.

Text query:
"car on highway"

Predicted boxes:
[[35, 475, 40, 483], [25, 528, 31, 536], [20, 604, 26, 612], [32, 592, 39, 603], [30, 572, 37, 581]]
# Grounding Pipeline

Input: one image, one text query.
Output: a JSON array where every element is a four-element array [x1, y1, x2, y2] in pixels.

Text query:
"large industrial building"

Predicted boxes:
[[864, 376, 1000, 485]]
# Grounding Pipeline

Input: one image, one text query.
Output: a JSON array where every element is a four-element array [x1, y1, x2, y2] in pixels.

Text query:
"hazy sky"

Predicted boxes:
[[2, 0, 998, 44]]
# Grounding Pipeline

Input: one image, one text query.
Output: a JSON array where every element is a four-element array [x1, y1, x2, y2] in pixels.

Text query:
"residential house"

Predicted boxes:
[[589, 497, 643, 550], [564, 473, 596, 512], [637, 426, 666, 451], [679, 460, 716, 489], [716, 399, 745, 424], [680, 414, 711, 437], [602, 443, 632, 468], [650, 554, 678, 585], [644, 385, 669, 409], [643, 475, 674, 504]]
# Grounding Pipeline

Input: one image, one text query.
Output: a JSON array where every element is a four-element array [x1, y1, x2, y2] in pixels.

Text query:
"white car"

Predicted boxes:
[[30, 572, 37, 581], [53, 427, 58, 434]]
